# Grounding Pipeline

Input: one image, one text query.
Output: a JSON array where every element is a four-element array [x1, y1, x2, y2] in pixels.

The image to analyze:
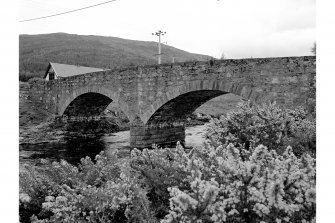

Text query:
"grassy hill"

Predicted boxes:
[[19, 33, 211, 81]]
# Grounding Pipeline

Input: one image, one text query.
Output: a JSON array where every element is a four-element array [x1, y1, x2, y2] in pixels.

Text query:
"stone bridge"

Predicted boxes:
[[29, 56, 316, 148]]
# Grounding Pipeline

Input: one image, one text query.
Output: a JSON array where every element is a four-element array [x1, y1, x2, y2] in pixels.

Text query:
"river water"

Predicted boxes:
[[19, 125, 207, 166]]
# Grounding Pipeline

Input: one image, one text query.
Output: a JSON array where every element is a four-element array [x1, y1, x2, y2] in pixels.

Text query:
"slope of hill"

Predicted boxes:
[[19, 33, 211, 81]]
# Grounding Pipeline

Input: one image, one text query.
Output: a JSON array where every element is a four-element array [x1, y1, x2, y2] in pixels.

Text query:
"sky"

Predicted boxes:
[[19, 0, 316, 59]]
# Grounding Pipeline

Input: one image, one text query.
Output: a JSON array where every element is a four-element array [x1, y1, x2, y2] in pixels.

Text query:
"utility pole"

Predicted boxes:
[[152, 30, 166, 64]]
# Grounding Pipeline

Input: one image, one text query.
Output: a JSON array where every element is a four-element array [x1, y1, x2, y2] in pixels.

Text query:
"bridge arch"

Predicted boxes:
[[58, 86, 131, 121], [140, 80, 261, 125]]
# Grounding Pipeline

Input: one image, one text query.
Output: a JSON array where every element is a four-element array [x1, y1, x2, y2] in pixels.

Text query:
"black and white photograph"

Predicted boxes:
[[2, 0, 335, 222]]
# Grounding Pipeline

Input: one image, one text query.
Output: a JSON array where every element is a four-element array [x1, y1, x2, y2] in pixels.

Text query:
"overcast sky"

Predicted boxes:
[[19, 0, 316, 58]]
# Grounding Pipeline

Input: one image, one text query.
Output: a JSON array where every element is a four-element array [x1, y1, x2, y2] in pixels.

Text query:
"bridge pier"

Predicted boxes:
[[130, 124, 185, 148]]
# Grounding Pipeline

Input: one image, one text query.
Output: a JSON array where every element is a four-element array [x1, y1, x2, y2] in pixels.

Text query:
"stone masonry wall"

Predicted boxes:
[[29, 56, 316, 148]]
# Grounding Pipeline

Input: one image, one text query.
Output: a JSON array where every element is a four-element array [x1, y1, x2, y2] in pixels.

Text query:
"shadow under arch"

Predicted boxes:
[[58, 86, 131, 121], [140, 80, 260, 125]]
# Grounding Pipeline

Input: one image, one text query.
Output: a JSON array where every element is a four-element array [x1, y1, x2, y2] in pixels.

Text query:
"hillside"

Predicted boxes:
[[19, 33, 211, 81]]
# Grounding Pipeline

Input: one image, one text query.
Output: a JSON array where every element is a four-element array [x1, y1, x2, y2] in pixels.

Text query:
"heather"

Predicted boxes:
[[19, 103, 316, 223]]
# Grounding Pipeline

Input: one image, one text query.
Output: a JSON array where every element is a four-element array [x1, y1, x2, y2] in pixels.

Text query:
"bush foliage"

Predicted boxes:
[[205, 102, 316, 157], [161, 144, 315, 223], [19, 103, 316, 222], [20, 153, 155, 223]]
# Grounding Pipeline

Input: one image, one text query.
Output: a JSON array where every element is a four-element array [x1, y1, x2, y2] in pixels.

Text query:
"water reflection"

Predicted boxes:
[[20, 137, 108, 166], [19, 125, 207, 166]]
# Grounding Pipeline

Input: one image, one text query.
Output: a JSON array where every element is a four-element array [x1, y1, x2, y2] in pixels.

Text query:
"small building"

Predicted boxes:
[[43, 62, 106, 80]]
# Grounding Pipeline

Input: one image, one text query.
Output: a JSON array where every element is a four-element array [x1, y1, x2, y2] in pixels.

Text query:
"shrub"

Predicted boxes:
[[19, 73, 42, 82], [19, 152, 156, 223], [205, 102, 316, 157], [20, 102, 316, 222], [130, 144, 190, 218], [162, 144, 316, 223], [20, 144, 316, 223], [29, 170, 153, 223]]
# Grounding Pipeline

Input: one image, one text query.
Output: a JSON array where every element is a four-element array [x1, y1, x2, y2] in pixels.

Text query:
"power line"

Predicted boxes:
[[19, 0, 117, 22]]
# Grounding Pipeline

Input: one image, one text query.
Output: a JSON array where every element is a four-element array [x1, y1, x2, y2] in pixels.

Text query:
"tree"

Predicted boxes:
[[220, 52, 226, 60], [311, 42, 316, 55]]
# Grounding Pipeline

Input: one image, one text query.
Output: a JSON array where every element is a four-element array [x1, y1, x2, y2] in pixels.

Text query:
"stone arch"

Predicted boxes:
[[140, 80, 261, 124], [58, 86, 132, 121]]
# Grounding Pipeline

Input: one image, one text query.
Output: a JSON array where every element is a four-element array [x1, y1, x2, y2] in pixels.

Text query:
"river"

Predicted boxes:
[[19, 125, 207, 166]]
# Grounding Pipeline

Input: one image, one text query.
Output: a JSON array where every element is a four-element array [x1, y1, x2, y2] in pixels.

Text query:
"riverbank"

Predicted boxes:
[[19, 121, 63, 145]]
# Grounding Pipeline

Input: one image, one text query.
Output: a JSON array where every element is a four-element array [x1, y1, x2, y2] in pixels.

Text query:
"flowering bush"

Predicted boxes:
[[20, 152, 156, 223], [20, 103, 316, 222], [130, 144, 190, 218], [205, 102, 316, 157], [20, 144, 316, 223], [162, 144, 316, 223]]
